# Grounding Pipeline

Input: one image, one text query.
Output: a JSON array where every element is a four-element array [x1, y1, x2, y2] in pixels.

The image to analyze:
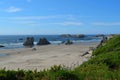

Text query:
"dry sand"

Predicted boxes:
[[0, 42, 99, 70]]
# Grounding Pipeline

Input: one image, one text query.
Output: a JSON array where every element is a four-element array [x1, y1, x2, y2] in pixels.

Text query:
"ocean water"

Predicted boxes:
[[0, 35, 102, 50]]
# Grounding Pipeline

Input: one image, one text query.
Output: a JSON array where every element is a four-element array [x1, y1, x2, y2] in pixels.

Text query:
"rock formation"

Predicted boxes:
[[65, 39, 73, 45], [72, 34, 85, 38], [60, 34, 72, 38], [37, 38, 50, 45], [96, 34, 104, 37], [60, 34, 85, 38], [0, 45, 5, 48], [23, 37, 34, 47]]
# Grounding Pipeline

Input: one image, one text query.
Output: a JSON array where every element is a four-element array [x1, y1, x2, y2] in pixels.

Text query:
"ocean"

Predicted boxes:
[[0, 35, 102, 50]]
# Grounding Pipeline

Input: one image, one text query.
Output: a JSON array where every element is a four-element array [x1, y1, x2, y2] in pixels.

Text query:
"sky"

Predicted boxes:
[[0, 0, 120, 35]]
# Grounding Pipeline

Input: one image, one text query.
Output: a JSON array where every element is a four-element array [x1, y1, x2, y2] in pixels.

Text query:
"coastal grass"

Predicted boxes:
[[0, 35, 120, 80]]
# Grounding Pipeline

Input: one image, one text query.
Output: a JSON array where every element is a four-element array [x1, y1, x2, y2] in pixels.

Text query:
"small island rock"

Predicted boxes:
[[0, 45, 5, 48], [96, 34, 104, 37], [60, 34, 72, 38], [23, 37, 34, 47], [37, 38, 50, 45], [60, 34, 85, 38], [72, 34, 85, 38]]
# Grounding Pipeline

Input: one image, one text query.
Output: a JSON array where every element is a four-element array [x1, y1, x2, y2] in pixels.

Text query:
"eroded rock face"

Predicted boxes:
[[23, 37, 34, 47], [37, 38, 50, 45]]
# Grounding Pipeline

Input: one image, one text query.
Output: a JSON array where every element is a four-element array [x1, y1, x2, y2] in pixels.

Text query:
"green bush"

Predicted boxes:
[[0, 73, 6, 80], [74, 35, 120, 80], [44, 65, 79, 80], [87, 52, 120, 70], [93, 35, 120, 55]]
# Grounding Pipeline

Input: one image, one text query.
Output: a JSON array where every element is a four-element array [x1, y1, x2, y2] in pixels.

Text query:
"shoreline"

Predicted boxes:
[[0, 42, 100, 70]]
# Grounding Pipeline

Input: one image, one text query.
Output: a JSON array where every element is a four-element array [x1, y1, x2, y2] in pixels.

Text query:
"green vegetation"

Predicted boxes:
[[0, 65, 78, 80], [0, 35, 120, 80], [74, 35, 120, 80]]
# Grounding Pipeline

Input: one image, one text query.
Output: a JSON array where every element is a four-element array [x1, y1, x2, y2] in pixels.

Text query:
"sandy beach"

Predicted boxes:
[[0, 42, 99, 70]]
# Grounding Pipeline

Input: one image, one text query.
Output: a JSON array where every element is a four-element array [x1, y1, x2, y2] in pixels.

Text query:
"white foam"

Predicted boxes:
[[50, 41, 62, 44]]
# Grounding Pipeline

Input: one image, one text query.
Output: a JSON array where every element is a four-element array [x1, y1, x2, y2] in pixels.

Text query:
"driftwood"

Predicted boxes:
[[81, 52, 89, 56]]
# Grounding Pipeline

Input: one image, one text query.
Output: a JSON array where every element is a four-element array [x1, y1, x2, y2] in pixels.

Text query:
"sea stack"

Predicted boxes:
[[0, 45, 5, 48], [60, 34, 72, 38], [72, 34, 85, 38], [37, 38, 50, 45], [23, 37, 34, 47], [60, 34, 85, 38]]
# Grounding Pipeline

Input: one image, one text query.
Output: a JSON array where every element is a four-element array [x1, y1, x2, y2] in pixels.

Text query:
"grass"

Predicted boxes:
[[0, 35, 120, 80]]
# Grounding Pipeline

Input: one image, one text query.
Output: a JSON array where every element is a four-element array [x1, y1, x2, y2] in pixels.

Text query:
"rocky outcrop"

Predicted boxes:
[[23, 37, 34, 47], [60, 34, 72, 38], [60, 34, 85, 38], [37, 38, 50, 45], [96, 34, 104, 37], [72, 34, 85, 38], [65, 39, 73, 45], [0, 45, 5, 48]]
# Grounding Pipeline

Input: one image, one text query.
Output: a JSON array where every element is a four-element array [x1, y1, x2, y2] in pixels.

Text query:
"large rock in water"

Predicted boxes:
[[37, 38, 50, 45], [96, 34, 104, 37], [60, 34, 85, 38], [60, 34, 72, 38], [23, 37, 34, 47], [72, 34, 85, 38], [0, 45, 5, 48], [65, 39, 73, 45]]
